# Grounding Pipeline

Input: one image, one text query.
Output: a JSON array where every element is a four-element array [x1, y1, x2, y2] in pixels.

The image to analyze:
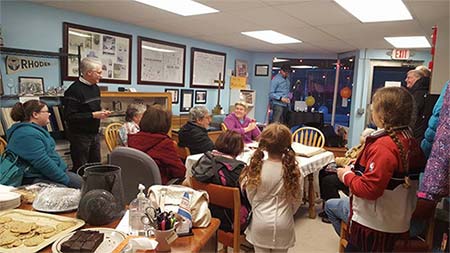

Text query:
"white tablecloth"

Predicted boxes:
[[185, 149, 335, 179]]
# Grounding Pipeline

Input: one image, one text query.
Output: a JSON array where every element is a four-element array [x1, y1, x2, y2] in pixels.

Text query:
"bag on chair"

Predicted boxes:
[[147, 185, 211, 227], [0, 151, 25, 187]]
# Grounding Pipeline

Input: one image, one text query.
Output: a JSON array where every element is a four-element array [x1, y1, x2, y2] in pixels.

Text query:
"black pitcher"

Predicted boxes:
[[77, 164, 126, 225]]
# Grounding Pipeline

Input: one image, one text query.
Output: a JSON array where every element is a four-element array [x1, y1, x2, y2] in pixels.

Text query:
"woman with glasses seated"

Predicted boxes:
[[6, 100, 83, 188]]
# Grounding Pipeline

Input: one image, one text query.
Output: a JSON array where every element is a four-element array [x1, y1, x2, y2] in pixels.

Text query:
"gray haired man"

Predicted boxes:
[[64, 57, 111, 172]]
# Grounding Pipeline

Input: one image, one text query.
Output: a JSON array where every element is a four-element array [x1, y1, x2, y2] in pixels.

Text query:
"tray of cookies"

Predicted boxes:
[[0, 209, 85, 252]]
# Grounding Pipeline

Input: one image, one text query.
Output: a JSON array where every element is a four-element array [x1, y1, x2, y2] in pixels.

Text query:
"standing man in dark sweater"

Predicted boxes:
[[64, 57, 111, 172]]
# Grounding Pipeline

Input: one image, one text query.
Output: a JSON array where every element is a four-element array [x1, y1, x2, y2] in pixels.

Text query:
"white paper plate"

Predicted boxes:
[[0, 191, 21, 202], [51, 228, 127, 253]]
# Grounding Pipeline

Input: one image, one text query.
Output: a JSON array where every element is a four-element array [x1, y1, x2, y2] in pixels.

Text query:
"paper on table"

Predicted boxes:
[[291, 142, 325, 157], [116, 210, 131, 235]]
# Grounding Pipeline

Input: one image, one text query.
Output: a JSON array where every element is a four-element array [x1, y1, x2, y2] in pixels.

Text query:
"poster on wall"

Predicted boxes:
[[190, 47, 226, 89], [63, 22, 132, 84], [138, 36, 185, 86]]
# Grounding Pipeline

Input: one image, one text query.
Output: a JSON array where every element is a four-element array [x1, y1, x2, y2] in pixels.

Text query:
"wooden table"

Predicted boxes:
[[18, 203, 220, 253]]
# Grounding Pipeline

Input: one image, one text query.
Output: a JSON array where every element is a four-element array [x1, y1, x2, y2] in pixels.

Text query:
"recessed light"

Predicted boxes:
[[134, 0, 218, 16], [334, 0, 412, 23], [384, 36, 431, 48], [242, 30, 301, 44]]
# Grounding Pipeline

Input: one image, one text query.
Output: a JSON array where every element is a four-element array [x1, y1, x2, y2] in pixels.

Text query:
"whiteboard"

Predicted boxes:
[[138, 37, 185, 86], [190, 48, 226, 88]]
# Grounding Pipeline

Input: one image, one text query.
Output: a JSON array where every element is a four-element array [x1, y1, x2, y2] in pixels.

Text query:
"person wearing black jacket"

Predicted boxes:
[[178, 106, 214, 155], [405, 69, 430, 143], [63, 57, 111, 172]]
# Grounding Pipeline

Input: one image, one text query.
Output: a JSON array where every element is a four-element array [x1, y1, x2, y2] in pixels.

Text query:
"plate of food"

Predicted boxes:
[[32, 187, 81, 213], [52, 228, 127, 253], [0, 209, 84, 253]]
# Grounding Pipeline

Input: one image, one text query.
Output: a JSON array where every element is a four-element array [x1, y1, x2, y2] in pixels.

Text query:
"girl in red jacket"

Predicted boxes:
[[337, 87, 425, 252]]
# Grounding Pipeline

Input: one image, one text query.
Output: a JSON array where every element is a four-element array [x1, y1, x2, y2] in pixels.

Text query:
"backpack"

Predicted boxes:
[[0, 151, 24, 187], [192, 151, 251, 232]]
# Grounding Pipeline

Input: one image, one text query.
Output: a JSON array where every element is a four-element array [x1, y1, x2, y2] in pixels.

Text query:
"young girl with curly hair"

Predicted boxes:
[[240, 123, 301, 253], [337, 87, 426, 252]]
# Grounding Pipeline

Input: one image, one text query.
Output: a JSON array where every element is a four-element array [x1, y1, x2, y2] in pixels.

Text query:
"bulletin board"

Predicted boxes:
[[190, 47, 226, 89]]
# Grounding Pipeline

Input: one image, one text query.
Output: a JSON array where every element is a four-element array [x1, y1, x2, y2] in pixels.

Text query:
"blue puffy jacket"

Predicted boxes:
[[421, 81, 449, 157], [6, 122, 69, 185]]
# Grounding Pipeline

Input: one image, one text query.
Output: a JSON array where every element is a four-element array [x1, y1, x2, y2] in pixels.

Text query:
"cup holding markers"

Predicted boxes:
[[144, 209, 179, 251]]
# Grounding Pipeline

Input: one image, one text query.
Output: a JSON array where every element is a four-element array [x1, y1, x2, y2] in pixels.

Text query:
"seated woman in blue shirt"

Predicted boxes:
[[6, 100, 82, 188]]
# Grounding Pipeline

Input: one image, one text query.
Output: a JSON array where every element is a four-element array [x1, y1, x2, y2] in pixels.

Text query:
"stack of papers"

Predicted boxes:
[[291, 142, 325, 157]]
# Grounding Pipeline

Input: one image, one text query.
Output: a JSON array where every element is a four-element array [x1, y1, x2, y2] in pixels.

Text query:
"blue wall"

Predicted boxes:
[[0, 1, 252, 114]]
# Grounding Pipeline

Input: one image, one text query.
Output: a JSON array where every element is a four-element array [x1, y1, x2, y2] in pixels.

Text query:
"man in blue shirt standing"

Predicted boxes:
[[269, 64, 290, 124]]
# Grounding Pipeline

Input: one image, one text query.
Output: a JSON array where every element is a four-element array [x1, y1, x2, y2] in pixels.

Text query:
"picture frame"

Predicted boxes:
[[165, 88, 179, 104], [235, 59, 248, 78], [63, 22, 132, 84], [18, 76, 44, 95], [195, 90, 207, 104], [180, 89, 194, 112], [255, 64, 270, 76], [138, 36, 186, 86], [0, 69, 3, 96], [190, 47, 226, 89]]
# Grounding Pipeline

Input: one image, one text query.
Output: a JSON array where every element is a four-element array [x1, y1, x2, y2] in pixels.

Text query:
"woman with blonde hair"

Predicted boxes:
[[223, 101, 261, 143], [240, 123, 301, 252]]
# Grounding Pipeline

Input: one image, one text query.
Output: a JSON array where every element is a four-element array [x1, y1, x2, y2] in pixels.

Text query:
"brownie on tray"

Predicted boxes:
[[61, 230, 104, 252]]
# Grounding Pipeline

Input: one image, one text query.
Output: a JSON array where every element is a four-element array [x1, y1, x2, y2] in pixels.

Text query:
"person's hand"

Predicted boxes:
[[281, 97, 290, 104], [245, 122, 257, 132], [412, 198, 437, 220], [92, 110, 111, 119], [337, 166, 352, 183]]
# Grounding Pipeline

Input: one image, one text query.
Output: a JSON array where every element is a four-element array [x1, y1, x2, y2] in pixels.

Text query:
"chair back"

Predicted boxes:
[[292, 126, 325, 148], [109, 147, 162, 203], [191, 178, 242, 253], [221, 123, 228, 131], [0, 136, 7, 155], [105, 123, 123, 152], [173, 140, 190, 161]]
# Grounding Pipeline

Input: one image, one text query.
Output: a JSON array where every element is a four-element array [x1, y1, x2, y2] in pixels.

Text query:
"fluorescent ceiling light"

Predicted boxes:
[[142, 45, 175, 53], [291, 65, 318, 69], [384, 36, 431, 48], [69, 31, 90, 38], [273, 58, 289, 63], [334, 0, 412, 23], [272, 67, 281, 70], [241, 30, 302, 44], [134, 0, 218, 16]]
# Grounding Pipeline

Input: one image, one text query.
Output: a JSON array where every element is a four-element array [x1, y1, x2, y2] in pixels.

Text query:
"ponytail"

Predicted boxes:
[[385, 127, 410, 188], [240, 147, 264, 189], [281, 148, 301, 202]]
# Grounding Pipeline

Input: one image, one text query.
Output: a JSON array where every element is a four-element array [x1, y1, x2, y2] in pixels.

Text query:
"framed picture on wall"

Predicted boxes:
[[255, 64, 269, 76], [63, 22, 132, 84], [190, 47, 226, 89], [165, 88, 179, 104], [180, 89, 194, 112], [138, 36, 186, 86], [235, 59, 248, 78], [18, 76, 44, 95], [195, 90, 207, 104], [0, 69, 3, 96]]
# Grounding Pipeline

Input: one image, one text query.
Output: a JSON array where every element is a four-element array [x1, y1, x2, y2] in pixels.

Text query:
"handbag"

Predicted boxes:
[[147, 185, 211, 227], [0, 151, 24, 187]]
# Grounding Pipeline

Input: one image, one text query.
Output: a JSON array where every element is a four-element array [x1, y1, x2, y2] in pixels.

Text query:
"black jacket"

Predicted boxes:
[[408, 77, 430, 143], [178, 121, 214, 155]]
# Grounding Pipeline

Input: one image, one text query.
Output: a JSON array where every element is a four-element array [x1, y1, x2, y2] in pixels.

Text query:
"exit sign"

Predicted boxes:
[[391, 49, 410, 60]]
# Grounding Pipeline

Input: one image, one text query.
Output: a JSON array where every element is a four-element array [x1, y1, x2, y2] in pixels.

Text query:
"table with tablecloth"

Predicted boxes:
[[185, 148, 335, 218]]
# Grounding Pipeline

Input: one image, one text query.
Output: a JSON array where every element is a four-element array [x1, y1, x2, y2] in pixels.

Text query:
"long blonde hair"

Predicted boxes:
[[240, 123, 301, 202]]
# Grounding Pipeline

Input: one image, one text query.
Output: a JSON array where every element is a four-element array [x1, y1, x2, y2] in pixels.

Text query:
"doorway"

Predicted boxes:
[[365, 60, 422, 126]]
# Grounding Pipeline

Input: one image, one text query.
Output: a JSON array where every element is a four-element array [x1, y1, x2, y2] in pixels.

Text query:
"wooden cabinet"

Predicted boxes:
[[100, 91, 171, 127]]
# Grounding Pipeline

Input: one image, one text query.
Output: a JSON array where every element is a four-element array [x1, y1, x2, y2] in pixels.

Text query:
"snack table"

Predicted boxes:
[[17, 203, 220, 253]]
